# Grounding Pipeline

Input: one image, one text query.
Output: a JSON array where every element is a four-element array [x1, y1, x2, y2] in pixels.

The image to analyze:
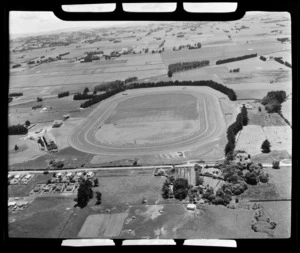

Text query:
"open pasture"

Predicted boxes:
[[120, 203, 264, 239], [78, 213, 128, 238]]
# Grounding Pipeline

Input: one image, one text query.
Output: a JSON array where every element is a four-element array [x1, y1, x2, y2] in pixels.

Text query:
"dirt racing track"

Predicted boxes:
[[68, 86, 228, 157]]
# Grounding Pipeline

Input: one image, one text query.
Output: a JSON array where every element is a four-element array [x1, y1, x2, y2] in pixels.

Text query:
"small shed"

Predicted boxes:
[[187, 204, 196, 211]]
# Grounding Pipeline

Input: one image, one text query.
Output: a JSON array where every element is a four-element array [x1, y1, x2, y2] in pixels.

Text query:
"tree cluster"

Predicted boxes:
[[216, 53, 257, 65], [81, 80, 237, 108], [260, 56, 267, 61], [224, 105, 249, 155], [76, 179, 94, 208], [9, 124, 28, 135], [58, 91, 69, 98], [230, 68, 240, 73], [173, 178, 189, 200], [168, 60, 209, 74], [261, 90, 286, 113]]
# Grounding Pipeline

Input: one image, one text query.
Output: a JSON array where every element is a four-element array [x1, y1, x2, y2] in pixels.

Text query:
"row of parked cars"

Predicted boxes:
[[8, 173, 33, 185]]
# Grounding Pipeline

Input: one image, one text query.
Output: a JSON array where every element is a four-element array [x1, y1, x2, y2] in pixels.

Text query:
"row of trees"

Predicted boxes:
[[225, 105, 249, 156], [168, 60, 209, 75], [58, 91, 69, 98], [159, 40, 166, 48], [8, 124, 28, 135], [9, 92, 23, 97], [73, 93, 95, 100], [216, 53, 257, 65], [80, 80, 237, 109], [261, 90, 286, 113], [274, 57, 292, 68], [12, 64, 21, 68]]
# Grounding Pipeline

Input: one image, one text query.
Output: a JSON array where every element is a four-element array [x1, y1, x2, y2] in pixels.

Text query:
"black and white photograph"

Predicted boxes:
[[6, 2, 294, 243]]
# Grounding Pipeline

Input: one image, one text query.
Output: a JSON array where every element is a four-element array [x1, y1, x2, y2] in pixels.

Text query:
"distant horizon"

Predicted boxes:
[[9, 11, 288, 39]]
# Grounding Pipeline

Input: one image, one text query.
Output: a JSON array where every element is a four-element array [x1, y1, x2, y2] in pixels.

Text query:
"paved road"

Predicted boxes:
[[68, 86, 227, 156]]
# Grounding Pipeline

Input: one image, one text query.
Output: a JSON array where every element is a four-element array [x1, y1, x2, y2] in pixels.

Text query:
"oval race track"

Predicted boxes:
[[68, 86, 228, 156]]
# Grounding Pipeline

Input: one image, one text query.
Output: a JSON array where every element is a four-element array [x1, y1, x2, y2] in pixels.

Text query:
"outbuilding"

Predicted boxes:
[[187, 204, 196, 211]]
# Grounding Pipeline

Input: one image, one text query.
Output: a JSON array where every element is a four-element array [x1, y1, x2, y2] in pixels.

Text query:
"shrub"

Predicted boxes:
[[168, 70, 173, 77], [261, 139, 271, 153], [37, 97, 42, 102], [272, 160, 280, 169], [259, 173, 269, 183], [14, 145, 18, 151]]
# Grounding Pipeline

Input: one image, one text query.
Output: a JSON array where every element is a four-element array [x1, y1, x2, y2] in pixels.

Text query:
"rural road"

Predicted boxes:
[[68, 86, 228, 156]]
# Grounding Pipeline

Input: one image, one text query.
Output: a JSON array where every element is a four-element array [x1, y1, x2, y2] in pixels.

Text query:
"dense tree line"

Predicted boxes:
[[277, 37, 289, 43], [58, 52, 70, 57], [80, 80, 237, 108], [58, 91, 69, 98], [224, 105, 248, 155], [168, 60, 209, 74], [9, 124, 28, 135], [261, 90, 286, 113], [73, 93, 95, 100], [9, 92, 23, 97], [216, 53, 257, 65], [284, 61, 292, 68]]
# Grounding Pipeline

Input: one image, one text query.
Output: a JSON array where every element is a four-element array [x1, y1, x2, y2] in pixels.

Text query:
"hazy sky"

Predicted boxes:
[[10, 3, 264, 36]]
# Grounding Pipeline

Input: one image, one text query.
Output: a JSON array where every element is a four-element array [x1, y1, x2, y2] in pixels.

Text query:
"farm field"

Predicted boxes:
[[236, 124, 292, 156]]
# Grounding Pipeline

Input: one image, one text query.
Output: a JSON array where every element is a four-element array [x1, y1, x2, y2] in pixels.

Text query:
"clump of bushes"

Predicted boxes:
[[261, 90, 286, 113]]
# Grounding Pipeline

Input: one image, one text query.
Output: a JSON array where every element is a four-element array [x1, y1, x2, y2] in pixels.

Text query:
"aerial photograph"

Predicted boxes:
[[8, 9, 292, 239]]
